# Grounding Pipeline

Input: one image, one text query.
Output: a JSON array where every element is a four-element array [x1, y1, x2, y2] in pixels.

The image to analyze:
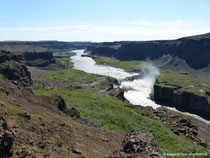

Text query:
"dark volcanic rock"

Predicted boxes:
[[79, 117, 97, 127], [55, 95, 68, 112], [54, 95, 80, 118], [67, 107, 80, 118], [0, 42, 56, 67], [105, 130, 163, 158], [18, 112, 31, 120], [0, 50, 32, 86], [0, 116, 14, 158], [154, 84, 210, 119], [87, 33, 210, 69], [54, 95, 95, 126]]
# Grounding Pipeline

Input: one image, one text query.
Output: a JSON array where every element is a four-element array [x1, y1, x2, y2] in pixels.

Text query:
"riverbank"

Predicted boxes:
[[27, 50, 210, 155], [88, 52, 210, 121]]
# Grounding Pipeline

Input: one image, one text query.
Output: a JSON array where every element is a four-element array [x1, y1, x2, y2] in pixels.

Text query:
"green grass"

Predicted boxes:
[[46, 53, 98, 85], [0, 102, 24, 114], [53, 53, 74, 68], [156, 70, 210, 96], [33, 88, 208, 157], [53, 53, 72, 57], [95, 56, 146, 72], [96, 56, 210, 101], [45, 69, 97, 86]]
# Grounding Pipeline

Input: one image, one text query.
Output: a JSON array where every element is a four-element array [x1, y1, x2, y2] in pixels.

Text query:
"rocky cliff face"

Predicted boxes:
[[87, 33, 210, 69], [0, 42, 56, 67], [0, 50, 32, 86], [154, 84, 210, 119], [0, 115, 14, 158]]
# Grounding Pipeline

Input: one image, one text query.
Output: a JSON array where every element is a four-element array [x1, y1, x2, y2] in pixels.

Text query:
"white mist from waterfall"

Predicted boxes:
[[71, 49, 161, 109], [119, 63, 161, 109], [71, 49, 210, 124]]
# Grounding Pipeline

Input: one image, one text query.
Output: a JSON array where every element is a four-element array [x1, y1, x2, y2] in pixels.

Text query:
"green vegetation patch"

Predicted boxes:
[[95, 56, 146, 72], [45, 69, 97, 86], [156, 70, 210, 98], [0, 74, 4, 78], [48, 53, 99, 85], [0, 102, 24, 115], [33, 88, 208, 157], [53, 52, 74, 68]]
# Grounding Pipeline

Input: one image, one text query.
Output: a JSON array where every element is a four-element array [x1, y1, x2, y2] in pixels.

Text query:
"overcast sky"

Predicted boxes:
[[0, 0, 210, 42]]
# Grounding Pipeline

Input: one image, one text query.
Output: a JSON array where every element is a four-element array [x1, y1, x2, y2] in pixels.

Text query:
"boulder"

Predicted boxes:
[[55, 95, 67, 112], [0, 50, 32, 86], [105, 130, 163, 158], [0, 116, 14, 158], [67, 107, 80, 118]]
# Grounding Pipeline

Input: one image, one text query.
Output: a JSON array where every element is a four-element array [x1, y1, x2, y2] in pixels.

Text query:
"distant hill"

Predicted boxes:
[[0, 42, 55, 67], [87, 33, 210, 69], [0, 41, 91, 67], [0, 41, 91, 52]]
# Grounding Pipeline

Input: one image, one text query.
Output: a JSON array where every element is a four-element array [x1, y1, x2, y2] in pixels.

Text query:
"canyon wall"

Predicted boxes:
[[0, 50, 32, 86], [0, 42, 55, 67], [87, 33, 210, 69], [154, 84, 210, 119]]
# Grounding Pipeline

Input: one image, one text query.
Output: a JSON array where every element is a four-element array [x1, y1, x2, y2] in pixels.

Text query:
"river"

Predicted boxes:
[[71, 49, 210, 124]]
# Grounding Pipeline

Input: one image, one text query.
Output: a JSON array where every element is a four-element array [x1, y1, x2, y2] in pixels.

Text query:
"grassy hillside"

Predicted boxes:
[[31, 52, 209, 157], [34, 88, 208, 157]]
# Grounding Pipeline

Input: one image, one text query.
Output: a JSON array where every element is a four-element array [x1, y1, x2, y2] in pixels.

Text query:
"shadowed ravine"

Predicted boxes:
[[71, 49, 210, 124]]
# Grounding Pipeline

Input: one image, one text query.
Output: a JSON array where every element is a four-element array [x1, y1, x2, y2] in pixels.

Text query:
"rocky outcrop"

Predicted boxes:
[[0, 42, 56, 67], [87, 32, 210, 69], [154, 84, 210, 119], [18, 52, 56, 67], [0, 50, 32, 86], [0, 116, 14, 158], [105, 130, 163, 158], [133, 106, 209, 147], [54, 95, 96, 126]]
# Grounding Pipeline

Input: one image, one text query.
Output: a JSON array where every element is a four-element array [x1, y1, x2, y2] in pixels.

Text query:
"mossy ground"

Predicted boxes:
[[43, 53, 113, 91], [51, 53, 97, 84], [53, 52, 74, 68], [31, 53, 210, 157], [0, 76, 125, 158], [0, 102, 24, 114], [34, 88, 208, 157], [95, 56, 146, 72], [156, 70, 210, 102]]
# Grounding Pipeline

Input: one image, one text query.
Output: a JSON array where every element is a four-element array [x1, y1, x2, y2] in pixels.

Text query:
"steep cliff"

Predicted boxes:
[[0, 42, 56, 67], [87, 32, 210, 69], [0, 50, 32, 86], [154, 84, 210, 119]]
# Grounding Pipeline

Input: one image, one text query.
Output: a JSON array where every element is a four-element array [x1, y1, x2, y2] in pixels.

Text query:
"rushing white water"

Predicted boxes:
[[119, 64, 160, 109], [71, 50, 137, 80], [71, 49, 210, 124], [71, 49, 159, 108]]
